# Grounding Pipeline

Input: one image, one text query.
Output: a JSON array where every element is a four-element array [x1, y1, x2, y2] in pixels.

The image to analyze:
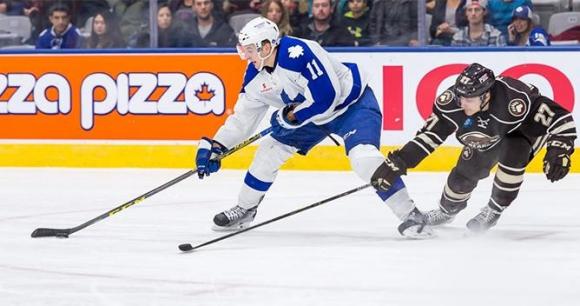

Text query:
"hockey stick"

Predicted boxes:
[[178, 182, 373, 252], [31, 127, 273, 239]]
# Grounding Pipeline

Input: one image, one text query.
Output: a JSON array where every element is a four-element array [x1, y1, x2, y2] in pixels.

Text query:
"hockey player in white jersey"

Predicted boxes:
[[195, 17, 433, 238]]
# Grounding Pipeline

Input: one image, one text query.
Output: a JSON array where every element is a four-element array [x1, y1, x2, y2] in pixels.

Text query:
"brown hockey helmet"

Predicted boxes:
[[454, 63, 495, 98]]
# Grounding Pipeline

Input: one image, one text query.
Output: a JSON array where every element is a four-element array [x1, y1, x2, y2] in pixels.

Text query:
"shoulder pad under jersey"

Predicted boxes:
[[276, 36, 313, 73], [434, 88, 463, 114], [491, 77, 533, 124]]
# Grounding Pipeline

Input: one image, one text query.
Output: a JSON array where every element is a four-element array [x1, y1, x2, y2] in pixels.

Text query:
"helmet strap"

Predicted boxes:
[[256, 42, 276, 71], [479, 91, 490, 111]]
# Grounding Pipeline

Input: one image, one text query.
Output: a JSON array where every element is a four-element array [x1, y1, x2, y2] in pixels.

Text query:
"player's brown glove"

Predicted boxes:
[[543, 139, 574, 183], [371, 151, 407, 191]]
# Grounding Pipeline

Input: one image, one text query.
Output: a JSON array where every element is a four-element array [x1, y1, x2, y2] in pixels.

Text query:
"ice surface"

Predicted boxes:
[[1, 168, 579, 306]]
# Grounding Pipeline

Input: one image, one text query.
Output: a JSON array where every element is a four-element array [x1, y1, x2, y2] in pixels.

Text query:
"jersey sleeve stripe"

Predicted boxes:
[[410, 140, 431, 155], [549, 121, 576, 135]]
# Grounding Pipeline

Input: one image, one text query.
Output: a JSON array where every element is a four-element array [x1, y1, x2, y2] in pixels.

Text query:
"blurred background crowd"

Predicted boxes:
[[0, 0, 578, 50]]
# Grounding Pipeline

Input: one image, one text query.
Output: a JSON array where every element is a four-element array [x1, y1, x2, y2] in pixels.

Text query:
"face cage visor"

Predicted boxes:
[[455, 90, 490, 111], [236, 43, 260, 61]]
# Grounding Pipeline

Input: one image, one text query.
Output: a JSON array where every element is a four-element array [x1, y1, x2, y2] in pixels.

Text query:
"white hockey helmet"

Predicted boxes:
[[237, 17, 280, 51]]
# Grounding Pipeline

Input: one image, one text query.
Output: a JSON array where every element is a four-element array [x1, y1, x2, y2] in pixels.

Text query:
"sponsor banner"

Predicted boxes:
[[0, 53, 245, 140], [1, 51, 578, 143], [0, 50, 578, 171], [333, 51, 579, 145]]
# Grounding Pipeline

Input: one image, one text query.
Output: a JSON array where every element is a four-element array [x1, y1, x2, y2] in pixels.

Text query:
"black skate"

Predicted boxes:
[[398, 208, 435, 239], [424, 208, 456, 226], [212, 205, 257, 232], [466, 206, 501, 233]]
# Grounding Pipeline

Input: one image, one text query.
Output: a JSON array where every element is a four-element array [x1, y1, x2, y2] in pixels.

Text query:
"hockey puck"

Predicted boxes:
[[178, 244, 193, 252]]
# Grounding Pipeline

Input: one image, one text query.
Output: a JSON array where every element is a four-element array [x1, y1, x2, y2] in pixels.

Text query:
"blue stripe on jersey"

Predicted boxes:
[[297, 63, 336, 122], [280, 90, 292, 104], [294, 93, 306, 103], [276, 37, 336, 123], [240, 63, 259, 93], [276, 36, 309, 73], [334, 63, 362, 112], [244, 172, 273, 192], [281, 90, 306, 105]]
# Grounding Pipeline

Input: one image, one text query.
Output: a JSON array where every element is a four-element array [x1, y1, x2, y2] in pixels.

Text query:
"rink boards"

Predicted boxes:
[[0, 48, 578, 172]]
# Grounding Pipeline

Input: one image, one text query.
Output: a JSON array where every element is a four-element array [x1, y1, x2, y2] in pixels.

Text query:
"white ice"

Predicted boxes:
[[1, 168, 579, 306]]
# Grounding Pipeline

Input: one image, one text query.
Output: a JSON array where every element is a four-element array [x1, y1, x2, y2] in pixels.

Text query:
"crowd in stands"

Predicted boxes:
[[0, 0, 578, 49]]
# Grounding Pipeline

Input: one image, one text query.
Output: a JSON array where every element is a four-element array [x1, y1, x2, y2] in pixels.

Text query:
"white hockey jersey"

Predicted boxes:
[[214, 36, 368, 149]]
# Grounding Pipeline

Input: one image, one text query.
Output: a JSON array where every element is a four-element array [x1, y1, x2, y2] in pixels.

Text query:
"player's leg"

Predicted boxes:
[[212, 136, 296, 230], [331, 87, 433, 238], [213, 126, 327, 231], [425, 146, 499, 226], [467, 134, 536, 232]]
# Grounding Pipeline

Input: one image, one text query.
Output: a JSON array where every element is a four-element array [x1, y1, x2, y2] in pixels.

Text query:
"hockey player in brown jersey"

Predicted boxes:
[[371, 63, 577, 233]]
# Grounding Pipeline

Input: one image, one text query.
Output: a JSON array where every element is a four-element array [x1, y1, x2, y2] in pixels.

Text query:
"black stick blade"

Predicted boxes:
[[31, 228, 70, 238], [178, 244, 194, 252]]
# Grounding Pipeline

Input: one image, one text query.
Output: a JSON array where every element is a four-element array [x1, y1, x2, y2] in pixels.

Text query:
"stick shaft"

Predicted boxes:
[[31, 127, 272, 238], [180, 183, 372, 252]]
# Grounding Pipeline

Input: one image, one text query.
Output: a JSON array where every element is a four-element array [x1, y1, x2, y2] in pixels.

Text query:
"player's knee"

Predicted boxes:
[[348, 144, 384, 181], [449, 168, 479, 192], [248, 137, 296, 179], [440, 169, 475, 214]]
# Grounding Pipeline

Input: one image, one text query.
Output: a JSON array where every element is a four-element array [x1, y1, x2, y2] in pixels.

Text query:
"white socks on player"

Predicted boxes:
[[348, 144, 415, 221], [238, 136, 296, 209]]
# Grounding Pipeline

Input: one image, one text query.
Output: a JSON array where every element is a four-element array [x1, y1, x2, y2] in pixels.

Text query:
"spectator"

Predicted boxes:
[[295, 0, 354, 46], [282, 0, 308, 30], [76, 0, 111, 28], [0, 1, 7, 15], [426, 0, 436, 13], [0, 0, 26, 15], [86, 10, 125, 49], [369, 0, 418, 46], [169, 0, 194, 23], [224, 0, 260, 19], [36, 3, 82, 49], [487, 0, 531, 37], [169, 0, 193, 11], [261, 0, 293, 36], [430, 0, 462, 46], [451, 0, 505, 47], [22, 1, 48, 43], [227, 0, 261, 33], [183, 0, 236, 47], [332, 0, 349, 23], [343, 0, 371, 46], [135, 3, 188, 48], [112, 0, 148, 42], [507, 5, 549, 46]]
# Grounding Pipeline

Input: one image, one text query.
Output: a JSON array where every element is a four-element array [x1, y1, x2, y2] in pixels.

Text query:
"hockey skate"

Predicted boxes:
[[424, 208, 456, 226], [212, 205, 257, 232], [466, 206, 501, 233], [398, 208, 435, 239]]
